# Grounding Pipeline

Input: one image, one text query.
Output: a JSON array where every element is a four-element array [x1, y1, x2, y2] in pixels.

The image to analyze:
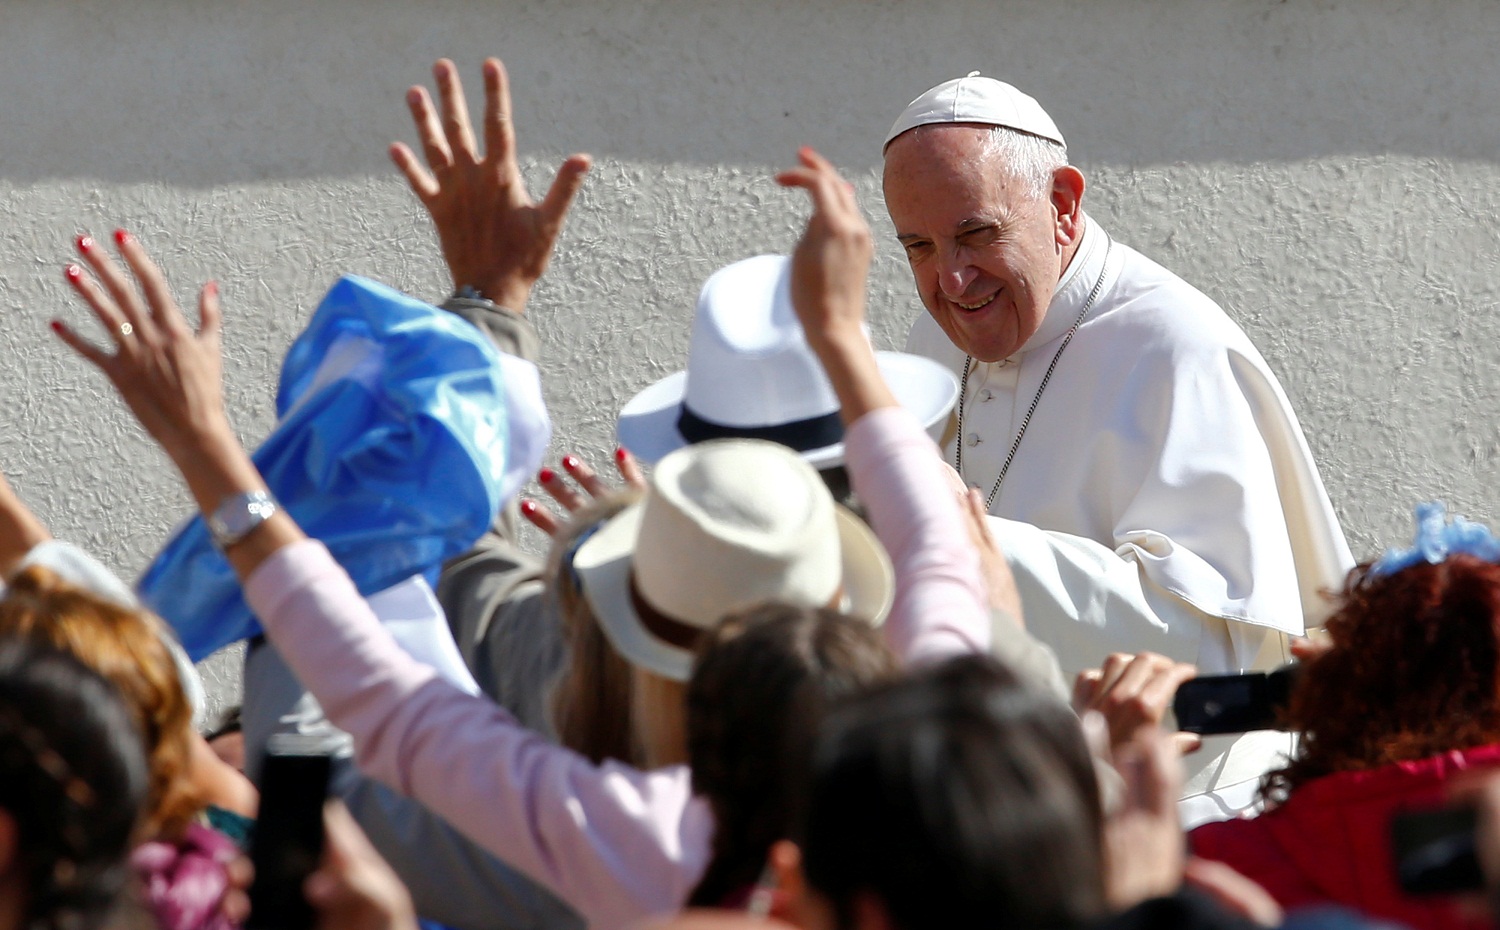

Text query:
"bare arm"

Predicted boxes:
[[0, 471, 51, 578], [54, 231, 300, 583], [774, 147, 895, 424]]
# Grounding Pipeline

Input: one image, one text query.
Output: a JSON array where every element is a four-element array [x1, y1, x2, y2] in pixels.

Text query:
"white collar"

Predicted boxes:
[[1013, 214, 1108, 356]]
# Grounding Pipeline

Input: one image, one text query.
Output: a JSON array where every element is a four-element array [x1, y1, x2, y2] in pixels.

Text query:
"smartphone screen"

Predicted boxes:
[[247, 739, 333, 930], [1172, 665, 1298, 734], [1391, 804, 1483, 896]]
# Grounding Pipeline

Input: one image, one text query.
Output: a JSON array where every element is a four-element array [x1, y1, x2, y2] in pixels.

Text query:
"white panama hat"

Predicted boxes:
[[883, 72, 1066, 151], [616, 254, 959, 468], [570, 438, 895, 682]]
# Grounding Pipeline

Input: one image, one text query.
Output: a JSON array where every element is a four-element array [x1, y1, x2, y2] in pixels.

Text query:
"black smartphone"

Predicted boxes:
[[1171, 665, 1299, 734], [1391, 804, 1483, 896], [247, 736, 334, 930]]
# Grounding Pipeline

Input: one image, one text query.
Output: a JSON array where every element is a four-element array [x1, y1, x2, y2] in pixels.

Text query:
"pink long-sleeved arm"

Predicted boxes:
[[245, 542, 713, 929], [844, 406, 991, 664]]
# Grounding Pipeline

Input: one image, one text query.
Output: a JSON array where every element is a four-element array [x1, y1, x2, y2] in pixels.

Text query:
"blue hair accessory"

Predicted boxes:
[[1368, 501, 1500, 578]]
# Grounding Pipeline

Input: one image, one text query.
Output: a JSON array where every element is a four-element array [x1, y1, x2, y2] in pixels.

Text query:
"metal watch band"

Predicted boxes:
[[207, 490, 279, 550]]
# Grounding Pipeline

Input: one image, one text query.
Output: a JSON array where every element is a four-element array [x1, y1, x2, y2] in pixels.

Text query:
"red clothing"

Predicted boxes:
[[1190, 744, 1500, 930]]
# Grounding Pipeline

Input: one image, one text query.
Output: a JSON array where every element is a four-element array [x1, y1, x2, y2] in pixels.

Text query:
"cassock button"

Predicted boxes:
[[966, 432, 982, 447], [978, 388, 995, 402]]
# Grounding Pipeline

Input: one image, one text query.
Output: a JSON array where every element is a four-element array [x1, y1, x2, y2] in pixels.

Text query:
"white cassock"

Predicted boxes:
[[906, 215, 1354, 825]]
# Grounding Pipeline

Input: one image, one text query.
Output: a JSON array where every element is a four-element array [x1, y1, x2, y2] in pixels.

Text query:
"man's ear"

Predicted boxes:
[[1051, 165, 1087, 248]]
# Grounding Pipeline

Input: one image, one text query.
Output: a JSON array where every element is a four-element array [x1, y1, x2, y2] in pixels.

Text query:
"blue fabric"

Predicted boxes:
[[139, 275, 518, 660], [1370, 501, 1500, 579]]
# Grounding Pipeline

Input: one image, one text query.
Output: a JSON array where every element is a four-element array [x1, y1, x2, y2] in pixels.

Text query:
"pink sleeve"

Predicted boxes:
[[244, 540, 712, 928], [843, 406, 991, 664]]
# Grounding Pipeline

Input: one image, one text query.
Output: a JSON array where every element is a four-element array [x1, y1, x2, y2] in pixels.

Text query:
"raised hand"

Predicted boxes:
[[53, 231, 230, 464], [390, 58, 591, 313], [775, 147, 873, 350], [520, 448, 646, 538], [775, 147, 894, 423]]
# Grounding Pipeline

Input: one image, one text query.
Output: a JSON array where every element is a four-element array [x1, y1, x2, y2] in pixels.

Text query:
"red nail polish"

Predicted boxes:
[[615, 447, 627, 463], [64, 264, 81, 282], [49, 320, 63, 333], [519, 500, 537, 516], [538, 468, 555, 484], [113, 229, 130, 246], [562, 455, 580, 471], [76, 235, 94, 252]]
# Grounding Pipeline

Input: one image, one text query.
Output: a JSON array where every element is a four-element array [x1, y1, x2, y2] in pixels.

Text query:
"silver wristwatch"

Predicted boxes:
[[207, 490, 279, 550]]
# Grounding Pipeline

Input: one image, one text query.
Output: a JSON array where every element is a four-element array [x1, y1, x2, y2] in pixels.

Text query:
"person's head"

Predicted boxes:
[[566, 439, 896, 768], [615, 255, 959, 485], [1267, 511, 1500, 799], [882, 76, 1085, 364], [685, 604, 898, 907], [780, 654, 1107, 930], [0, 567, 200, 840], [0, 637, 148, 930]]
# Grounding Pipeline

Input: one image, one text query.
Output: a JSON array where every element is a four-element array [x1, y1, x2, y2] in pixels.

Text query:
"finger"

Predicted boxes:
[[50, 319, 113, 371], [614, 446, 646, 490], [433, 58, 479, 165], [406, 85, 453, 171], [76, 232, 151, 339], [481, 57, 517, 172], [63, 262, 130, 345], [1138, 662, 1198, 715], [538, 154, 593, 231], [1094, 652, 1136, 699], [114, 229, 188, 333], [538, 465, 586, 512], [1109, 653, 1170, 704], [197, 281, 222, 343], [518, 498, 563, 536], [560, 454, 612, 499], [1171, 731, 1204, 755], [389, 142, 441, 202], [1072, 668, 1103, 713]]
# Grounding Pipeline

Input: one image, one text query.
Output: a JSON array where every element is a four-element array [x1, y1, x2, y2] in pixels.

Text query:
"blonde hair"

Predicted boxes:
[[0, 566, 201, 840], [546, 491, 649, 766]]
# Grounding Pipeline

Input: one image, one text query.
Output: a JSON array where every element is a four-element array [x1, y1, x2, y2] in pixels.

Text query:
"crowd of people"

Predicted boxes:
[[3, 54, 1500, 930]]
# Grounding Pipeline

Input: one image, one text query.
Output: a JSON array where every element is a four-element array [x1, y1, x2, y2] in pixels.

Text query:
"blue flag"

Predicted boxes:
[[139, 275, 550, 660]]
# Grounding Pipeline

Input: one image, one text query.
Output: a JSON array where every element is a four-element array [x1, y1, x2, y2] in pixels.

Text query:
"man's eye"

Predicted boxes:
[[902, 241, 932, 258]]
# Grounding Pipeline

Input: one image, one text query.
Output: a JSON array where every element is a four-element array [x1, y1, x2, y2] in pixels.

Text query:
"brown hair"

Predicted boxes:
[[546, 491, 648, 767], [685, 603, 899, 907], [0, 566, 201, 840], [1266, 554, 1500, 801]]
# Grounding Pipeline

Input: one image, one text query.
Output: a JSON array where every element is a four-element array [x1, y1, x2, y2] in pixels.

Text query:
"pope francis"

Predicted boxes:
[[882, 74, 1354, 824]]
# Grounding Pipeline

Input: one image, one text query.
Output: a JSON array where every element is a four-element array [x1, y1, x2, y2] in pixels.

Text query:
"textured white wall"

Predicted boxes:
[[4, 0, 1499, 714]]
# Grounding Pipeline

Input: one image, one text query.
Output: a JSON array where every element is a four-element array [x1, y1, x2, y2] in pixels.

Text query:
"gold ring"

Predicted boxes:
[[118, 322, 134, 338]]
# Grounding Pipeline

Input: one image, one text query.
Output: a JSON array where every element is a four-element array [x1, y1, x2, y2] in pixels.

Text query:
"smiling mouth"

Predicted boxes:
[[953, 293, 999, 313]]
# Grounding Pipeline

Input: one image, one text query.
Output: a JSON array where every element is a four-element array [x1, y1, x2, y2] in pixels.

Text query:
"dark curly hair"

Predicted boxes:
[[684, 603, 898, 907], [0, 637, 148, 930], [1265, 554, 1500, 802]]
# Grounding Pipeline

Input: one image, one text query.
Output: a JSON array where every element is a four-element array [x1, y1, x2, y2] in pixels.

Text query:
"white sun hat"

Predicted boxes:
[[616, 254, 958, 468], [883, 72, 1066, 151], [570, 438, 895, 682]]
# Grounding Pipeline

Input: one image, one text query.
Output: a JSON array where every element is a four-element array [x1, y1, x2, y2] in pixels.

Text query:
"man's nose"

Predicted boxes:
[[937, 251, 978, 298]]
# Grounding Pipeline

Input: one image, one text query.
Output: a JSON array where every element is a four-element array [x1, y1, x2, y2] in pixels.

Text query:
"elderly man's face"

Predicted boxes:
[[883, 126, 1070, 363]]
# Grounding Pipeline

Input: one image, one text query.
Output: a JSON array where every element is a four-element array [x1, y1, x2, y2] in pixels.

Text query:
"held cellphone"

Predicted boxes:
[[1391, 804, 1484, 896], [247, 735, 335, 930], [1171, 665, 1299, 735]]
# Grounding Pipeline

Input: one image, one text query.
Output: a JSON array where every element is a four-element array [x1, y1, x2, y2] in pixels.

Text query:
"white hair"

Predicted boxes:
[[982, 127, 1068, 201]]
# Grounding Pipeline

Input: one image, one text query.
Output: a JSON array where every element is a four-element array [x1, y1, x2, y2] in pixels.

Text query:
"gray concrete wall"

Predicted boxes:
[[4, 0, 1499, 714]]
